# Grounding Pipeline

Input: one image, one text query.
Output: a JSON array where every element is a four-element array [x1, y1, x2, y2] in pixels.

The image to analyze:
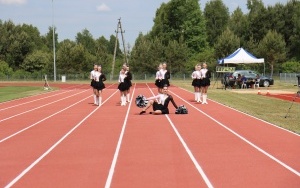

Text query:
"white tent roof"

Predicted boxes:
[[218, 48, 264, 64]]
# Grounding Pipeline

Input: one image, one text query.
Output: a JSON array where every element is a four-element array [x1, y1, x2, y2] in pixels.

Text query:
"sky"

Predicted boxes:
[[0, 0, 288, 47]]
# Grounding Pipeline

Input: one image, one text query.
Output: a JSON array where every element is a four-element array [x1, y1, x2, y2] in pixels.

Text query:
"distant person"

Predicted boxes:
[[200, 63, 211, 104], [155, 63, 163, 93], [93, 65, 106, 106], [118, 68, 128, 106], [90, 64, 98, 105], [139, 84, 178, 115], [124, 64, 132, 102], [191, 64, 202, 102], [236, 74, 242, 88]]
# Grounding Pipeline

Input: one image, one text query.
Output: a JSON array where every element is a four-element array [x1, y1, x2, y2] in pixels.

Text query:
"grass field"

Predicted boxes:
[[0, 86, 47, 103]]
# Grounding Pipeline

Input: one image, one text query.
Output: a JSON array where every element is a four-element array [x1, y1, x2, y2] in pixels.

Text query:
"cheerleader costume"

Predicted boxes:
[[155, 70, 162, 88], [200, 68, 211, 87], [90, 70, 97, 88], [191, 70, 201, 87], [118, 74, 128, 91], [94, 72, 106, 91], [159, 69, 170, 88], [147, 94, 178, 114], [124, 71, 132, 88]]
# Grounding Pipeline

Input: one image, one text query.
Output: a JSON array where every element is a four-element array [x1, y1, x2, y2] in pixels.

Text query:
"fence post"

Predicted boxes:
[[145, 74, 147, 80], [183, 74, 185, 80]]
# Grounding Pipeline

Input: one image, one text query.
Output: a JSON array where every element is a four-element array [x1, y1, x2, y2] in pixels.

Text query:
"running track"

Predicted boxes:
[[0, 83, 299, 187]]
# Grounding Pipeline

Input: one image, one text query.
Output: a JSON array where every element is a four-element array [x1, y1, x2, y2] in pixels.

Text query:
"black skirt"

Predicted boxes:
[[153, 102, 169, 114], [118, 82, 128, 91], [192, 79, 201, 87], [155, 79, 162, 88], [201, 78, 210, 87], [94, 81, 105, 90], [159, 79, 170, 88], [91, 80, 96, 88]]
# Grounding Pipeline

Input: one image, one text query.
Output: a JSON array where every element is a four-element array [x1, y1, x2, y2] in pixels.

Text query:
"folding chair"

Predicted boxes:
[[254, 79, 260, 89]]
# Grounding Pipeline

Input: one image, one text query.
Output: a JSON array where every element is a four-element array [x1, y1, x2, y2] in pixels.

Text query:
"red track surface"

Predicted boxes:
[[265, 93, 300, 103], [0, 83, 299, 187]]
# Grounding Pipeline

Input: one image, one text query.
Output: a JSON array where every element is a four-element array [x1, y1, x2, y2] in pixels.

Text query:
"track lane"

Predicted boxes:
[[162, 86, 299, 187], [109, 84, 209, 187], [5, 88, 126, 187], [174, 86, 300, 171], [0, 89, 117, 187]]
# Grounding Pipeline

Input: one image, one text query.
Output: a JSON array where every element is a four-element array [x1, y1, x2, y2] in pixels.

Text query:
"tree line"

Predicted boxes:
[[0, 0, 299, 80]]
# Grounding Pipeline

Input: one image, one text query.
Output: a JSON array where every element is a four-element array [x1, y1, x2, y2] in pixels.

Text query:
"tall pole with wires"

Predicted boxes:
[[52, 0, 56, 81], [111, 18, 127, 80]]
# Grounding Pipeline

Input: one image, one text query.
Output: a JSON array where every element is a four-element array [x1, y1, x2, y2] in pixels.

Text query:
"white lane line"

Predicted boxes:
[[0, 89, 73, 111], [169, 89, 300, 177], [0, 96, 89, 143], [0, 89, 89, 123], [147, 84, 214, 188], [178, 87, 300, 137], [4, 89, 119, 188], [0, 84, 116, 143], [105, 84, 136, 188]]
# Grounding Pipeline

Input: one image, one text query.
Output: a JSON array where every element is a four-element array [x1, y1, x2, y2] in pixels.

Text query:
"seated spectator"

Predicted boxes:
[[236, 74, 242, 88]]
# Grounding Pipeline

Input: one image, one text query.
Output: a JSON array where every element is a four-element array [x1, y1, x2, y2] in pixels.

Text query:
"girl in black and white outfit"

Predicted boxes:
[[94, 65, 106, 106], [90, 64, 98, 105], [139, 85, 178, 115], [118, 68, 128, 106], [124, 65, 132, 102], [191, 64, 202, 102], [155, 63, 163, 93], [200, 63, 211, 104], [159, 62, 170, 89]]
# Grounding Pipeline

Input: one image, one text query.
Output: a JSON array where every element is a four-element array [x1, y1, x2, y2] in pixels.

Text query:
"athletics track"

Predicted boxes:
[[0, 83, 299, 187]]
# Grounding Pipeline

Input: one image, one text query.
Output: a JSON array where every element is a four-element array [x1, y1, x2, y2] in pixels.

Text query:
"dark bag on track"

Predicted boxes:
[[175, 105, 188, 114], [135, 94, 148, 108]]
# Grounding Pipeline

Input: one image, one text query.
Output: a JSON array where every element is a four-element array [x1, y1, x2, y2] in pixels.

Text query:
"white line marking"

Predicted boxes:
[[0, 96, 90, 143], [0, 89, 73, 111], [147, 84, 214, 188], [0, 89, 89, 123], [169, 89, 300, 177], [4, 89, 118, 188], [105, 84, 136, 188], [178, 87, 300, 137]]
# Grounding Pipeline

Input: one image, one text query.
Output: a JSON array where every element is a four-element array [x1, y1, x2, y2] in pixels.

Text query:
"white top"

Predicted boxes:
[[200, 68, 208, 78], [119, 74, 126, 83], [156, 70, 162, 80], [192, 70, 201, 79], [94, 71, 102, 82], [90, 70, 97, 80], [160, 69, 168, 79], [147, 94, 168, 105]]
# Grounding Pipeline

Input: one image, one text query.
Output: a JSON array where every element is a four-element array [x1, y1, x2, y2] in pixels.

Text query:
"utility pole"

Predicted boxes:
[[52, 0, 56, 82], [111, 18, 128, 80]]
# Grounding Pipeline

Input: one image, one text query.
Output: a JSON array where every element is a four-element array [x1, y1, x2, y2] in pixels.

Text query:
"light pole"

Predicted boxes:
[[52, 0, 56, 81]]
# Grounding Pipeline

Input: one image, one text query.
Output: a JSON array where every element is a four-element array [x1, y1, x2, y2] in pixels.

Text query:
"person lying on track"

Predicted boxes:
[[139, 85, 178, 115]]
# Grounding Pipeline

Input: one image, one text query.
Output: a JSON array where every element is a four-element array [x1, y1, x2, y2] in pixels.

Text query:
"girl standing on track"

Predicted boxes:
[[160, 62, 170, 89], [90, 64, 98, 105], [155, 63, 163, 93], [94, 65, 106, 106], [200, 63, 211, 104], [139, 84, 178, 115], [124, 65, 132, 102], [191, 64, 202, 102], [118, 68, 128, 106]]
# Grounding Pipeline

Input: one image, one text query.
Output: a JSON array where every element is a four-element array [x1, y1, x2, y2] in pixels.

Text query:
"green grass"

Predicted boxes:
[[172, 80, 300, 134], [0, 86, 47, 103]]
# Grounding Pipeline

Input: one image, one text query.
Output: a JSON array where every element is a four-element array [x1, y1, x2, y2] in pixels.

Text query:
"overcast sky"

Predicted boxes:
[[0, 0, 288, 46]]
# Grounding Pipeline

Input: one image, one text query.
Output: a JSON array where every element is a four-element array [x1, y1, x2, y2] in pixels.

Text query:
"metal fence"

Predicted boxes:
[[279, 73, 300, 85]]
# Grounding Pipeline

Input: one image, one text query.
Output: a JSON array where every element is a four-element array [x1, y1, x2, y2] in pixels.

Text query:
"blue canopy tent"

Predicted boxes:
[[218, 48, 265, 75]]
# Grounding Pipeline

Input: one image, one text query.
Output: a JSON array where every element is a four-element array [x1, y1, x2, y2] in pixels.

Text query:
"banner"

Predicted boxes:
[[216, 66, 235, 73]]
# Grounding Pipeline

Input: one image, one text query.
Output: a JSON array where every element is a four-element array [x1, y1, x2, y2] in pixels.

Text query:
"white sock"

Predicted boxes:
[[93, 94, 97, 104], [194, 92, 197, 101], [127, 93, 130, 102], [99, 97, 102, 106], [96, 97, 99, 106]]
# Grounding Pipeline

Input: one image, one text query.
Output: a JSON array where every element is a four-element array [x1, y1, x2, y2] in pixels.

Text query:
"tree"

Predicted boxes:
[[204, 0, 230, 45], [76, 29, 96, 54], [228, 7, 248, 46], [0, 60, 13, 76], [214, 28, 240, 59], [21, 50, 50, 73], [258, 30, 286, 77], [281, 61, 300, 73], [43, 26, 58, 52]]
